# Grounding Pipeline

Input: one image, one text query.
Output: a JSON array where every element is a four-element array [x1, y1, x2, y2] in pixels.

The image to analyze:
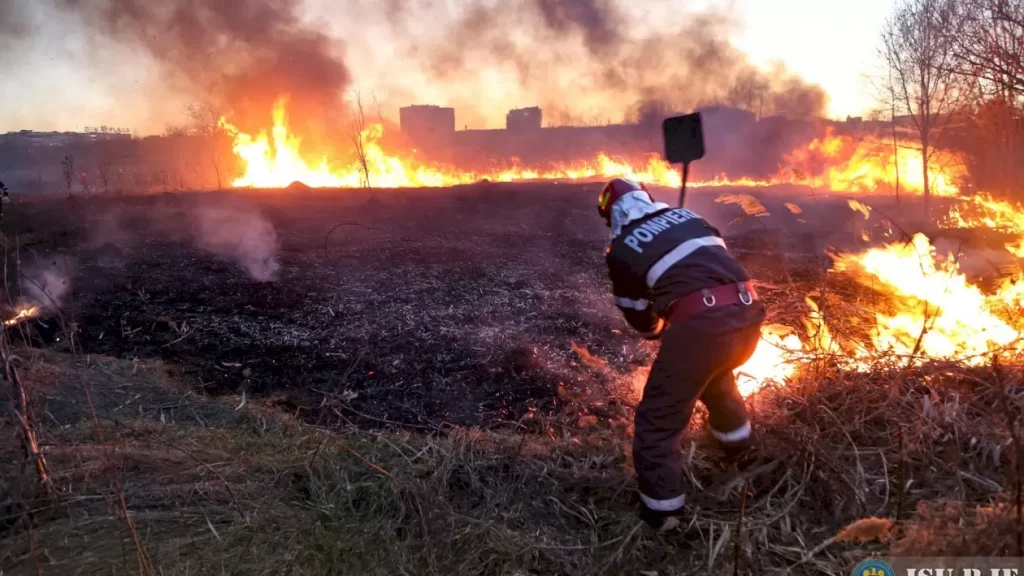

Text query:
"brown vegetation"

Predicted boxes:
[[0, 185, 1020, 574], [1, 334, 1020, 574]]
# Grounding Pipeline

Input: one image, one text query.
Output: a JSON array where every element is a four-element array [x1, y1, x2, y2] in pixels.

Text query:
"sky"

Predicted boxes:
[[0, 0, 895, 134], [729, 0, 894, 120]]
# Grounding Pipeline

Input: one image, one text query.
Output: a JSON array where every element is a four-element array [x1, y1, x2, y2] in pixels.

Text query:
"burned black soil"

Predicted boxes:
[[1, 184, 877, 429]]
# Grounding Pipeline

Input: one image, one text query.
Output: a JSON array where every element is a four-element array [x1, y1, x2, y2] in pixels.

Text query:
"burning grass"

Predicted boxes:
[[220, 100, 968, 197]]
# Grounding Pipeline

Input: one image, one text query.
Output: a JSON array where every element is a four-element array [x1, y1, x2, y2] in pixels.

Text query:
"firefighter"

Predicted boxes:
[[598, 177, 766, 529]]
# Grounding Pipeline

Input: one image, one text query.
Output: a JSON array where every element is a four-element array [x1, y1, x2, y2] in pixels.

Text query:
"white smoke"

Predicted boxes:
[[192, 203, 281, 282], [82, 195, 282, 282], [22, 258, 73, 312]]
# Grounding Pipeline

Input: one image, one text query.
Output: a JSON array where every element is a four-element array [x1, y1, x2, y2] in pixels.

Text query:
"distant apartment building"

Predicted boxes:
[[398, 105, 455, 142], [506, 107, 542, 132], [398, 104, 654, 165], [395, 103, 853, 180]]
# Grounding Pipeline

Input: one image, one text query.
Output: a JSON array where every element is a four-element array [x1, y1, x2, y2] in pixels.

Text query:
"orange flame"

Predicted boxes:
[[732, 192, 1024, 396], [219, 99, 686, 189], [219, 102, 349, 188], [832, 233, 1024, 362], [734, 325, 803, 397], [219, 101, 1012, 398], [733, 234, 1024, 396], [221, 101, 967, 195], [4, 306, 38, 327], [778, 128, 966, 196], [939, 193, 1024, 263]]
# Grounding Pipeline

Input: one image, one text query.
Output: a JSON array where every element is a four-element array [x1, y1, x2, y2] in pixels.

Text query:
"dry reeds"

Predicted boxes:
[[0, 345, 1020, 575]]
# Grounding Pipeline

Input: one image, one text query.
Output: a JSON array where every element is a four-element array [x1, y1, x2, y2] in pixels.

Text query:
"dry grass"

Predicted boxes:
[[1, 187, 1021, 574], [1, 343, 1021, 576]]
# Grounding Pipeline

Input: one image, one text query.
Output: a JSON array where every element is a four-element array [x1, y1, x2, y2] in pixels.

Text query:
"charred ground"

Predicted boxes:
[[2, 185, 1021, 575], [4, 184, 839, 430]]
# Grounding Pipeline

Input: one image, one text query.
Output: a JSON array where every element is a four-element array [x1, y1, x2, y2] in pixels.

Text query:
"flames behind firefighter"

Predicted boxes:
[[599, 178, 766, 528]]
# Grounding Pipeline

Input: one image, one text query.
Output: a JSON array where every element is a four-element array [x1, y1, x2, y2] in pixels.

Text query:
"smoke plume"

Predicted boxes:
[[83, 196, 281, 282], [0, 1, 37, 60], [0, 2, 31, 40], [23, 259, 74, 313], [64, 0, 351, 135], [192, 203, 281, 282], [381, 0, 828, 125], [25, 0, 829, 132]]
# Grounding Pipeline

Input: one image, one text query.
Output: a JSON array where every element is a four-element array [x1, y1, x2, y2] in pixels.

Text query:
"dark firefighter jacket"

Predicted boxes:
[[605, 207, 764, 338]]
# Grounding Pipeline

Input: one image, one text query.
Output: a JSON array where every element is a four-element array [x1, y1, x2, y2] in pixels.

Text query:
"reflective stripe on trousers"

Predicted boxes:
[[711, 420, 752, 444], [640, 492, 686, 512]]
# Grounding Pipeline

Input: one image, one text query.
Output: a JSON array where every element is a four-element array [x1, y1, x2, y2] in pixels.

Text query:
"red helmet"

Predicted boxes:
[[597, 178, 650, 226]]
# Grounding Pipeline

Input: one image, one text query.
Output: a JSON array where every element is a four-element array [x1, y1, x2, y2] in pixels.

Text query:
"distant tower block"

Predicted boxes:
[[399, 105, 455, 141], [506, 107, 542, 132]]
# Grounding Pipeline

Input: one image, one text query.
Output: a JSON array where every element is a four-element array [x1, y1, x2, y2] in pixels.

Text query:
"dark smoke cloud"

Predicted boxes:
[[384, 0, 827, 124], [64, 0, 351, 134], [0, 1, 34, 54], [0, 2, 30, 37], [533, 0, 622, 56], [16, 0, 827, 133]]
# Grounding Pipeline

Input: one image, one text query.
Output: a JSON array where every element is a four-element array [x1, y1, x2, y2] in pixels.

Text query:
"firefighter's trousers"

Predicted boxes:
[[633, 318, 762, 512]]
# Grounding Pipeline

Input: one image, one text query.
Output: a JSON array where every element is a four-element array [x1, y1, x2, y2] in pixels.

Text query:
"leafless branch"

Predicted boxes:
[[349, 90, 372, 190], [879, 0, 968, 221]]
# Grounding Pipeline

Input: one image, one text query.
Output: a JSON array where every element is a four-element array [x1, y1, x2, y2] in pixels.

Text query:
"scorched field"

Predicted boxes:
[[6, 184, 858, 428], [1, 183, 1022, 575]]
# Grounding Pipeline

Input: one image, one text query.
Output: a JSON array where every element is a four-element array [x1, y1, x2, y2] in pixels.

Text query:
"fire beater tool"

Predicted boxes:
[[661, 112, 706, 208]]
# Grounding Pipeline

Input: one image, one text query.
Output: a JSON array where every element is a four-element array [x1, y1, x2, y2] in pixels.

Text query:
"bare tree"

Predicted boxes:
[[367, 90, 386, 126], [61, 154, 74, 196], [186, 102, 220, 136], [726, 68, 769, 119], [881, 0, 966, 222], [965, 94, 1024, 193], [163, 124, 187, 137], [211, 159, 223, 190], [186, 102, 230, 189], [630, 99, 674, 127], [98, 160, 113, 194], [878, 59, 905, 205], [348, 91, 372, 189], [948, 2, 1023, 195], [952, 0, 1024, 100]]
